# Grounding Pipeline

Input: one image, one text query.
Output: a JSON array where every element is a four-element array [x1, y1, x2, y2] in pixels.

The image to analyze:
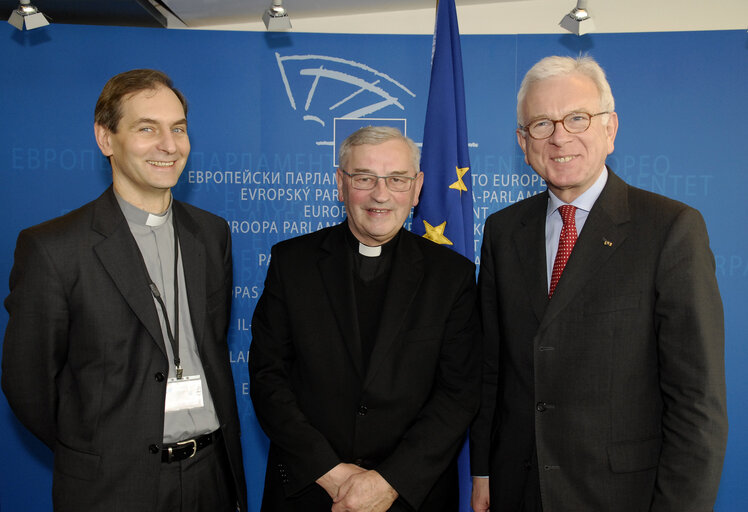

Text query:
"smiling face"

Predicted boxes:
[[517, 73, 618, 203], [337, 138, 423, 246], [95, 84, 190, 213]]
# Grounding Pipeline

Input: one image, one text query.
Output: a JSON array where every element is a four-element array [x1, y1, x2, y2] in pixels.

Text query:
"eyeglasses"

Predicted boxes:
[[521, 111, 609, 140], [340, 169, 417, 192]]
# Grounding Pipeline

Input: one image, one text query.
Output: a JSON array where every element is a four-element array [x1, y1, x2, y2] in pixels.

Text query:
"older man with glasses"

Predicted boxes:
[[250, 126, 480, 512], [470, 55, 727, 512]]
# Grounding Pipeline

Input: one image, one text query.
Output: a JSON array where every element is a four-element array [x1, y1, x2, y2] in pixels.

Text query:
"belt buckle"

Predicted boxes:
[[176, 438, 197, 459]]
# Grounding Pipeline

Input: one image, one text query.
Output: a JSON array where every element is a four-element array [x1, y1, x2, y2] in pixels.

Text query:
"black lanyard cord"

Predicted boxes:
[[141, 213, 183, 379]]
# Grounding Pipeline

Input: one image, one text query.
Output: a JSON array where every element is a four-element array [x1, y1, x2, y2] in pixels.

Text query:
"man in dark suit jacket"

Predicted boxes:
[[1, 69, 247, 512], [250, 126, 480, 511], [470, 56, 727, 512]]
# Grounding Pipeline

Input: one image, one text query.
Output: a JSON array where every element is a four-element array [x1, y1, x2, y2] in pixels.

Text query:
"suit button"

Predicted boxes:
[[357, 405, 368, 416], [154, 372, 166, 382], [149, 444, 160, 454], [536, 402, 547, 412], [354, 458, 363, 466]]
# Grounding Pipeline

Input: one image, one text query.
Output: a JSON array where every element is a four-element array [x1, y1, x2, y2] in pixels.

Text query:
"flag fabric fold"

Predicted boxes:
[[412, 0, 474, 261], [412, 4, 475, 509]]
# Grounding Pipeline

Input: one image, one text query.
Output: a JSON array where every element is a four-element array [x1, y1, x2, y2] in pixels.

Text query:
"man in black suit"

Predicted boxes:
[[1, 69, 247, 512], [250, 126, 480, 511], [470, 55, 727, 512]]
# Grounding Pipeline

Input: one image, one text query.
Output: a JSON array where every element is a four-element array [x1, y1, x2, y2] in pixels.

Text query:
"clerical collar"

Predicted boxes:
[[344, 223, 400, 258], [114, 190, 173, 227], [358, 243, 382, 258], [344, 223, 400, 283]]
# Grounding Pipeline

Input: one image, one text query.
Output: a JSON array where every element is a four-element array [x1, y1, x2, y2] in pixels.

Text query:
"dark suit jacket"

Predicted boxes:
[[470, 171, 727, 512], [249, 223, 480, 511], [1, 187, 247, 512]]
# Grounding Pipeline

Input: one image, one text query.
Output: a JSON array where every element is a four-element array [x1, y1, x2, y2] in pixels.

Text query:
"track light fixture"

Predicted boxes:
[[559, 0, 595, 36], [263, 0, 291, 31], [8, 0, 49, 30]]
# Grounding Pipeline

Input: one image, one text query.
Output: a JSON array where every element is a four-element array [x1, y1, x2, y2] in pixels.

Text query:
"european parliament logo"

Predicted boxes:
[[273, 52, 413, 162]]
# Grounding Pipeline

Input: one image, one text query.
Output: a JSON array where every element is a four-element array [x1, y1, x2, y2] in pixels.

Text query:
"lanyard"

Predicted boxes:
[[140, 213, 183, 379]]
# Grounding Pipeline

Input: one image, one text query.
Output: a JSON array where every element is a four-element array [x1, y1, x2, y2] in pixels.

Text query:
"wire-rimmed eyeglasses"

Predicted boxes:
[[340, 169, 417, 192], [520, 111, 609, 140]]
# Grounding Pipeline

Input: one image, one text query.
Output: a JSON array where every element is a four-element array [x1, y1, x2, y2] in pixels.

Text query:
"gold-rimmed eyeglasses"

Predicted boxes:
[[521, 111, 609, 140], [340, 169, 417, 192]]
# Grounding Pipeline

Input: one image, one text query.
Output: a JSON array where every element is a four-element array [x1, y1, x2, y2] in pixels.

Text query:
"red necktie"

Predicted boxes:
[[549, 205, 577, 298]]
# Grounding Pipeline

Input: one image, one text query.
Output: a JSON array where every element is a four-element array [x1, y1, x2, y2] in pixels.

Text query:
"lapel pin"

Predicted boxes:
[[603, 238, 613, 247]]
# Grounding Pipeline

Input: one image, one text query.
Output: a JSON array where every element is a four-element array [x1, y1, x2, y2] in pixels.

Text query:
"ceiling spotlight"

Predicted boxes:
[[559, 0, 595, 36], [262, 0, 291, 31], [8, 0, 49, 30]]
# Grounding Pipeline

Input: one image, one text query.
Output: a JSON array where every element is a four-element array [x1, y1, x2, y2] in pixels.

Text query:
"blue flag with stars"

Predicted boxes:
[[412, 0, 473, 261]]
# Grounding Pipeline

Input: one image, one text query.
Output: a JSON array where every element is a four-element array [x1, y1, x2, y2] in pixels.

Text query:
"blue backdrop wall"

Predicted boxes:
[[1, 24, 746, 511]]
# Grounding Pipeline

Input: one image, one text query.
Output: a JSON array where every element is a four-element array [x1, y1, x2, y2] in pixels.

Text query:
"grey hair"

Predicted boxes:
[[517, 55, 615, 128], [338, 126, 420, 172]]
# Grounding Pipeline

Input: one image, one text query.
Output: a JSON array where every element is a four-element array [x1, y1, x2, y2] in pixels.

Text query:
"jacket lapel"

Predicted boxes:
[[364, 231, 423, 388], [514, 193, 551, 323], [539, 171, 632, 331], [91, 187, 167, 357], [318, 225, 364, 378]]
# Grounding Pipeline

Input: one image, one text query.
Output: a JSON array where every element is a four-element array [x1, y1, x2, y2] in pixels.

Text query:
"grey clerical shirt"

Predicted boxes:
[[115, 192, 220, 443]]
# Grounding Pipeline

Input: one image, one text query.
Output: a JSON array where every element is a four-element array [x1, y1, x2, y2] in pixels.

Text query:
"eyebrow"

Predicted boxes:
[[529, 110, 589, 120], [350, 168, 412, 175], [132, 117, 188, 127]]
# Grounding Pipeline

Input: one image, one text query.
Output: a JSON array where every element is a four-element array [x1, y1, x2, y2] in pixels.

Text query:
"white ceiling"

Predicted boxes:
[[5, 0, 747, 34], [161, 0, 512, 27], [163, 0, 748, 35]]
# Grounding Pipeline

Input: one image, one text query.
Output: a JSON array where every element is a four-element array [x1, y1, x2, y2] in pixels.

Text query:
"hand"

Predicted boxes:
[[317, 463, 366, 500], [471, 476, 490, 512], [332, 470, 398, 512]]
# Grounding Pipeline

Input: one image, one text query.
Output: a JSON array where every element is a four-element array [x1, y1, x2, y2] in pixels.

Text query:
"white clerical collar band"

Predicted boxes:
[[146, 211, 170, 227], [358, 243, 382, 258]]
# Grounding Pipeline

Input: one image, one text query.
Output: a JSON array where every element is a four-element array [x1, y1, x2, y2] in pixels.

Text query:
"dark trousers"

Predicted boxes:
[[156, 434, 237, 512]]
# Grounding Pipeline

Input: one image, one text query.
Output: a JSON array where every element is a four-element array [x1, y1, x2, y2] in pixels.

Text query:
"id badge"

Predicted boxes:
[[164, 374, 205, 412]]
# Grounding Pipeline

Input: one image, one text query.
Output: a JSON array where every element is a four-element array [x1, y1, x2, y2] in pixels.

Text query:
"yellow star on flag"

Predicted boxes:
[[448, 166, 469, 194], [422, 220, 453, 246]]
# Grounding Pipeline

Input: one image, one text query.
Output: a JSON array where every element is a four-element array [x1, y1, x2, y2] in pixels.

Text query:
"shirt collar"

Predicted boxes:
[[546, 166, 608, 218], [343, 222, 400, 258], [114, 190, 172, 227]]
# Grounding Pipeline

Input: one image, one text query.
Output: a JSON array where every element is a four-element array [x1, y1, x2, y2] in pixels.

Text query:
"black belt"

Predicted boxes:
[[161, 430, 220, 463]]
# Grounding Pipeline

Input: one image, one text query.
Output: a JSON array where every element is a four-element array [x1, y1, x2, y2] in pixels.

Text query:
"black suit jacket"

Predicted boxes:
[[470, 171, 728, 512], [1, 187, 247, 512], [250, 223, 480, 510]]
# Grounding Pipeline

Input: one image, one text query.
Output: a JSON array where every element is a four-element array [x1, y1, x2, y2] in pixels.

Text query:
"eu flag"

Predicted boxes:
[[412, 0, 473, 261]]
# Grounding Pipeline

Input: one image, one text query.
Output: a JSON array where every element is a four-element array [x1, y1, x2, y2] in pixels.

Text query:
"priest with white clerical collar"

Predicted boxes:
[[250, 125, 480, 512]]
